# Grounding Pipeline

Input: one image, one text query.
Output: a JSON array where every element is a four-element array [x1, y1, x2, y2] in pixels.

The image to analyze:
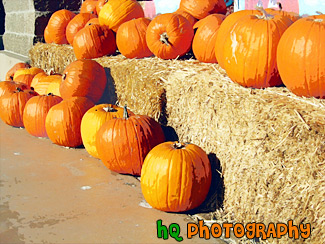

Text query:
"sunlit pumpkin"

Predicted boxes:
[[66, 13, 97, 44], [5, 62, 31, 81], [0, 81, 30, 97], [13, 67, 45, 86], [179, 0, 226, 19]]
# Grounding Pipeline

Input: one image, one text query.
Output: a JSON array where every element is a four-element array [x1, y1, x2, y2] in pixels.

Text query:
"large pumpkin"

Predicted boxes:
[[96, 107, 165, 176], [0, 88, 38, 127], [60, 59, 107, 103], [0, 81, 30, 97], [192, 14, 226, 63], [81, 104, 134, 158], [221, 9, 293, 88], [146, 13, 194, 60], [277, 14, 325, 98], [45, 9, 76, 44], [23, 94, 63, 137], [72, 24, 116, 59], [179, 0, 226, 20], [66, 13, 97, 44], [141, 141, 212, 212], [98, 0, 144, 32], [116, 18, 153, 59], [13, 67, 45, 86], [5, 62, 31, 81], [45, 96, 94, 147]]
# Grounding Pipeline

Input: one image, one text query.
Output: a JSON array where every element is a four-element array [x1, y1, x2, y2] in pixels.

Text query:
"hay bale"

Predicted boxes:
[[165, 62, 325, 243]]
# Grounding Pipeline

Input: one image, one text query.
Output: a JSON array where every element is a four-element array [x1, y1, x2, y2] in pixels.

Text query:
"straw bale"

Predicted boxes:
[[165, 61, 325, 243]]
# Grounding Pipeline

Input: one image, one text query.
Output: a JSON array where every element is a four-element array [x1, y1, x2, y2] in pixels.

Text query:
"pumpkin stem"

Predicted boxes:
[[16, 87, 23, 92], [277, 2, 282, 10], [103, 106, 117, 112], [255, 6, 274, 20], [160, 32, 170, 46], [173, 142, 186, 149], [47, 93, 53, 96], [62, 73, 66, 81], [123, 105, 129, 119]]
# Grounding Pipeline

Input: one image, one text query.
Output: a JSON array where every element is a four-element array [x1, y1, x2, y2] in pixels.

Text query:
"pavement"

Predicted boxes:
[[0, 120, 230, 244]]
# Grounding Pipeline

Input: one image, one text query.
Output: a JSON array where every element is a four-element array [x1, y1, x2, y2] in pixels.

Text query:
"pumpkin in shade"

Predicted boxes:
[[146, 13, 194, 60], [72, 24, 116, 59], [215, 10, 259, 69], [221, 8, 293, 88], [59, 59, 107, 103], [116, 18, 153, 59], [174, 9, 197, 27], [141, 141, 212, 212], [98, 0, 144, 32], [31, 74, 63, 95], [81, 104, 134, 158], [13, 67, 45, 86], [80, 0, 98, 15], [277, 14, 325, 98], [179, 0, 226, 20], [45, 9, 76, 44], [66, 13, 97, 44], [23, 94, 63, 137], [192, 14, 226, 63], [0, 81, 30, 97], [96, 106, 165, 176], [5, 62, 31, 81], [0, 88, 38, 127], [45, 96, 94, 147], [266, 2, 300, 23]]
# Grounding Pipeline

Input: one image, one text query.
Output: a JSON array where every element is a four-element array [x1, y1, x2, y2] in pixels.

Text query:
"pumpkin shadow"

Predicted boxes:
[[97, 67, 118, 105], [161, 125, 179, 142]]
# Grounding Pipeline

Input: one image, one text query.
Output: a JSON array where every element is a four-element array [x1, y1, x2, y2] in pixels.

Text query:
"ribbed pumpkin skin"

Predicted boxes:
[[116, 18, 153, 59], [222, 13, 293, 88], [86, 18, 100, 26], [141, 141, 212, 212], [46, 9, 76, 44], [23, 94, 63, 137], [46, 78, 62, 97], [193, 14, 226, 63], [73, 24, 116, 59], [146, 13, 194, 60], [45, 97, 94, 147], [96, 0, 108, 15], [44, 26, 53, 43], [31, 74, 62, 95], [174, 9, 197, 27], [179, 0, 226, 20], [80, 0, 98, 15], [5, 62, 31, 81], [66, 13, 97, 44], [96, 114, 165, 176], [81, 104, 134, 158], [0, 81, 30, 97], [60, 59, 107, 103], [98, 0, 144, 32], [265, 8, 300, 23], [277, 15, 325, 98], [13, 67, 45, 86], [0, 89, 37, 127], [215, 10, 258, 69]]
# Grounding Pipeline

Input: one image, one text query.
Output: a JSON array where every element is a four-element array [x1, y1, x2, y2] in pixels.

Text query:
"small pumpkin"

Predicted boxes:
[[0, 81, 30, 97], [96, 106, 165, 176], [116, 18, 153, 59], [146, 13, 194, 59], [66, 13, 97, 44], [59, 59, 107, 103], [179, 0, 226, 20], [174, 9, 197, 27], [98, 0, 144, 32], [141, 141, 212, 212], [0, 88, 38, 127], [80, 0, 98, 15], [23, 94, 63, 137], [265, 2, 300, 23], [45, 96, 94, 147], [46, 78, 62, 97], [72, 24, 116, 59], [81, 104, 134, 158], [13, 67, 45, 86], [277, 14, 325, 98], [5, 62, 31, 81], [31, 74, 63, 95], [85, 18, 100, 26]]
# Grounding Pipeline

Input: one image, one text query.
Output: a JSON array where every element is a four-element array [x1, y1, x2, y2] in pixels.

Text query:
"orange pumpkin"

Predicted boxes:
[[45, 9, 76, 44], [0, 88, 38, 127], [81, 104, 134, 158], [60, 59, 107, 103], [96, 0, 108, 15], [45, 96, 94, 147], [44, 26, 53, 43], [179, 0, 226, 20], [141, 141, 212, 212], [46, 78, 62, 97], [221, 9, 293, 88], [85, 17, 100, 26], [5, 62, 31, 81], [265, 2, 300, 23], [66, 13, 97, 44], [0, 81, 30, 97], [96, 106, 165, 176], [13, 67, 45, 86], [192, 14, 226, 63], [23, 94, 63, 137], [72, 24, 116, 59], [146, 13, 194, 59], [31, 74, 62, 95], [98, 0, 144, 32], [116, 18, 153, 59], [277, 14, 325, 98], [174, 8, 197, 27], [80, 0, 98, 15]]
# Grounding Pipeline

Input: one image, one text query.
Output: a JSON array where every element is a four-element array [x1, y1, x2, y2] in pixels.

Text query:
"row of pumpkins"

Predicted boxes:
[[0, 60, 211, 213], [43, 0, 325, 98]]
